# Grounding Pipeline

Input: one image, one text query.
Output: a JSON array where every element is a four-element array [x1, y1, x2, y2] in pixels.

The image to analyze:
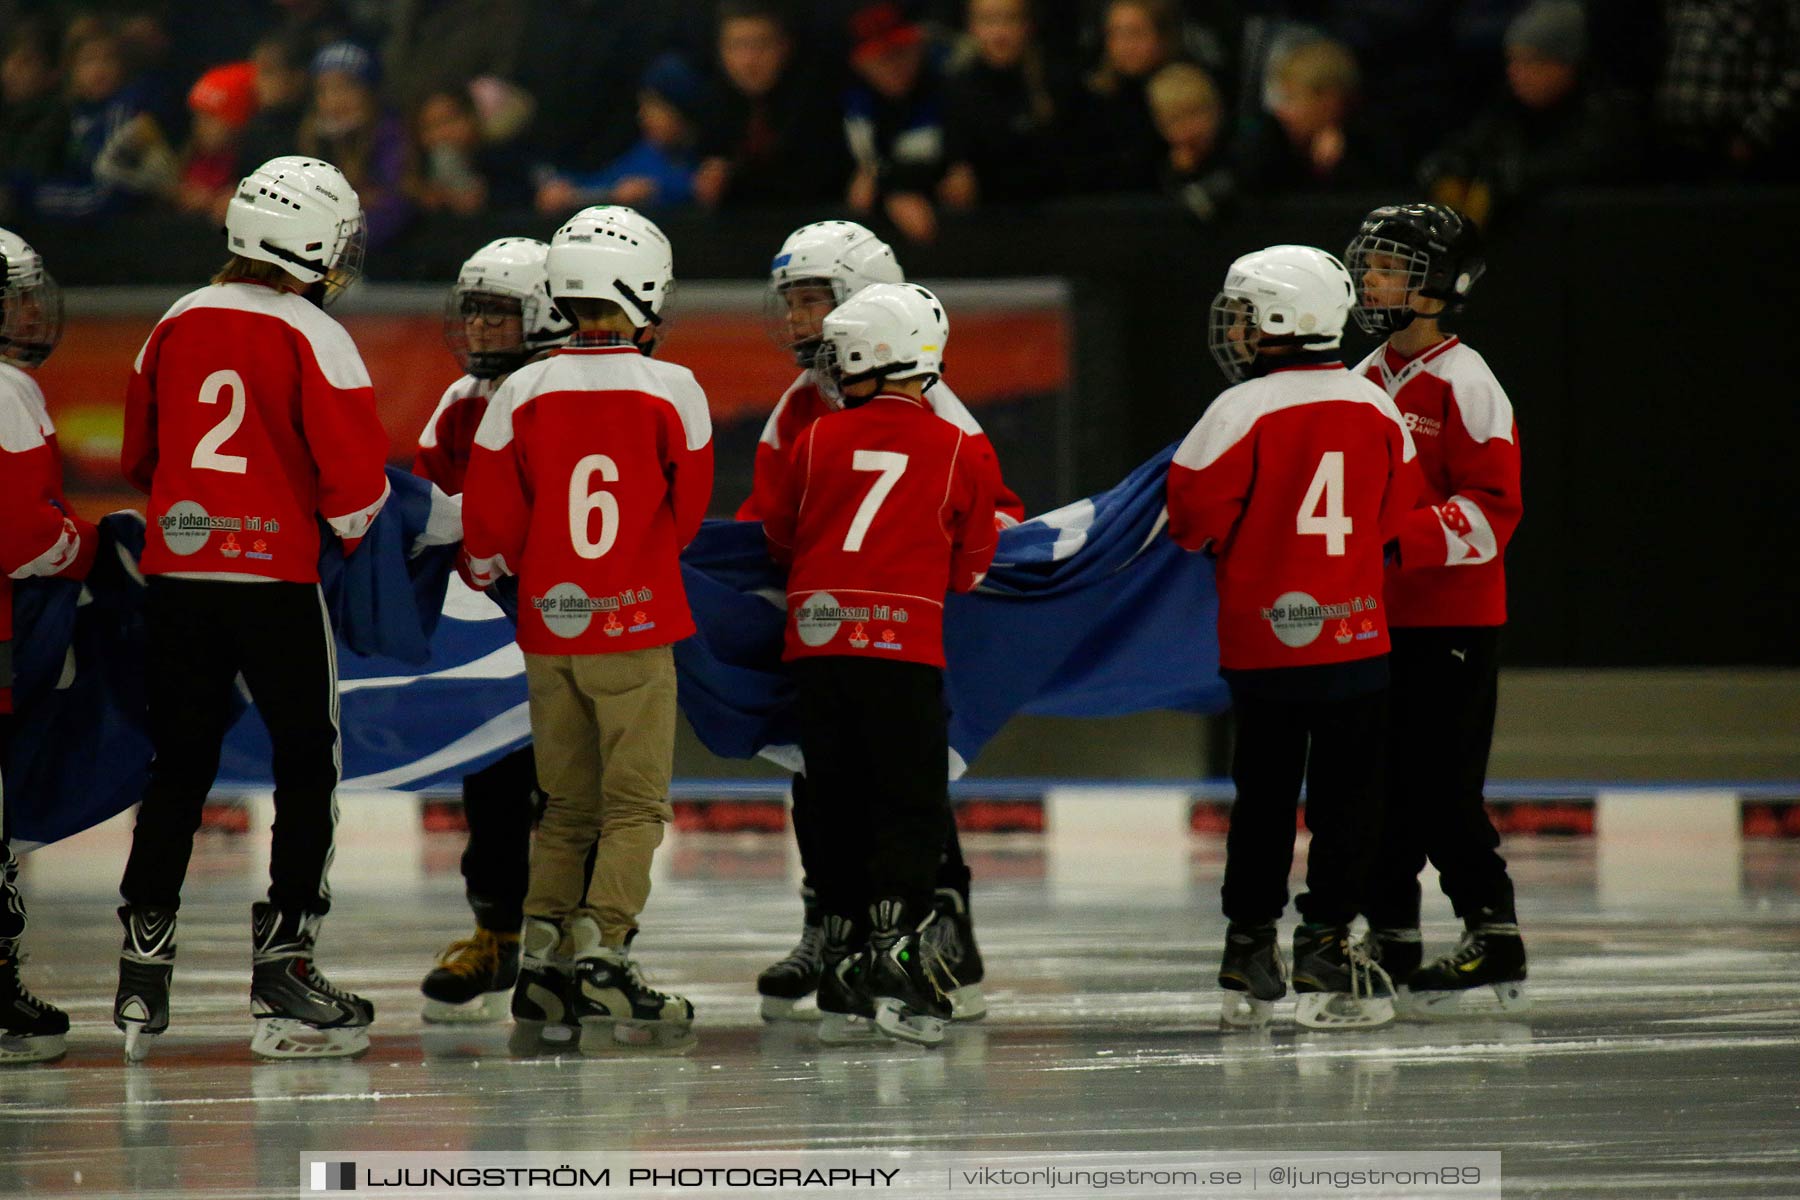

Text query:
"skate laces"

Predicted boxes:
[[1345, 937, 1394, 1001], [291, 957, 362, 1006], [776, 922, 825, 970], [437, 930, 503, 979]]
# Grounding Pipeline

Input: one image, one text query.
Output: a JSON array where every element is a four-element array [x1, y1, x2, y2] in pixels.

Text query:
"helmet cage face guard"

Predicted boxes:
[[1345, 233, 1433, 336], [0, 269, 64, 367], [763, 276, 844, 367], [444, 287, 529, 378], [317, 211, 366, 308], [813, 336, 933, 409], [1208, 293, 1261, 383]]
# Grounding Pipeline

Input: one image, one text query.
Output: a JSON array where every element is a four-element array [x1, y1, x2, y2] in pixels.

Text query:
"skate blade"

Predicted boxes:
[[578, 1016, 695, 1054], [507, 1019, 581, 1056], [759, 993, 824, 1023], [1295, 992, 1394, 1030], [0, 1032, 68, 1065], [1402, 981, 1531, 1019], [121, 1023, 158, 1064], [872, 998, 946, 1047], [251, 1019, 371, 1061], [817, 1013, 885, 1046], [1219, 992, 1278, 1031], [422, 990, 511, 1024], [947, 985, 988, 1022]]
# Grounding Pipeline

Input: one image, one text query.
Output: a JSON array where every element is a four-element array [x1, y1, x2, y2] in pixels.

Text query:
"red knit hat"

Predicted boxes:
[[849, 2, 923, 65], [188, 61, 258, 130]]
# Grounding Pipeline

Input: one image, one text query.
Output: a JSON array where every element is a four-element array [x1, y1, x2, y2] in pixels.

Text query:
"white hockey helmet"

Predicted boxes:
[[817, 282, 947, 407], [444, 237, 574, 378], [224, 156, 366, 305], [1208, 244, 1355, 383], [546, 206, 674, 330], [765, 220, 905, 365], [0, 227, 63, 367]]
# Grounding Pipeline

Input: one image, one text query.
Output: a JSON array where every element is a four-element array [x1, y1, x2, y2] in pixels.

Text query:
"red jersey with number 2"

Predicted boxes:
[[763, 392, 998, 668], [1167, 362, 1417, 671]]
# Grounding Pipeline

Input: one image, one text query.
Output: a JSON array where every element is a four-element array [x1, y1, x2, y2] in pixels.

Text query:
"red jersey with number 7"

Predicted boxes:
[[122, 282, 391, 582], [463, 344, 714, 655], [1167, 362, 1417, 671], [763, 391, 998, 668]]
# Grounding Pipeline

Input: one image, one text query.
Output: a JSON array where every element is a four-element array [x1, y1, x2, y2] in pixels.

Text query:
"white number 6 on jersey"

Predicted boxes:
[[191, 369, 248, 474], [1297, 450, 1352, 556], [569, 453, 620, 559]]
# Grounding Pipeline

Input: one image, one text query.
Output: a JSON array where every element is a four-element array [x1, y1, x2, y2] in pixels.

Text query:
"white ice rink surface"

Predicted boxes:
[[4, 794, 1799, 1199]]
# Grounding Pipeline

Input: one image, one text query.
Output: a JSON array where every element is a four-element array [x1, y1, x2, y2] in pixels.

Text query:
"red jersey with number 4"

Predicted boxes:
[[737, 372, 1025, 529], [1354, 337, 1520, 628], [1, 362, 98, 713], [763, 392, 998, 668], [1167, 362, 1417, 671], [463, 344, 714, 655], [122, 283, 391, 582]]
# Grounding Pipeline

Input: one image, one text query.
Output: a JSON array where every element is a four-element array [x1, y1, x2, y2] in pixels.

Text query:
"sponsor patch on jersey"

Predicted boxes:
[[158, 500, 243, 556], [1403, 412, 1443, 438], [219, 532, 242, 559], [874, 627, 903, 651], [532, 582, 621, 639], [1262, 590, 1340, 648], [796, 592, 873, 648]]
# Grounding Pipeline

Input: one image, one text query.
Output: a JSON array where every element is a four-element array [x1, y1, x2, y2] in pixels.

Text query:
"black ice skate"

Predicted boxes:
[[1403, 922, 1529, 1017], [1368, 926, 1423, 986], [1, 937, 68, 1065], [864, 900, 953, 1048], [816, 914, 882, 1047], [249, 903, 374, 1060], [1217, 921, 1286, 1030], [1291, 923, 1395, 1030], [568, 919, 694, 1052], [757, 886, 824, 1022], [925, 887, 987, 1021], [421, 927, 520, 1023], [509, 916, 580, 1052], [113, 905, 176, 1063]]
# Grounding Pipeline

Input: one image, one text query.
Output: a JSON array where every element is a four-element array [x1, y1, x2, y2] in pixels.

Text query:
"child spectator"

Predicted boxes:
[[694, 1, 846, 209], [533, 55, 704, 215], [31, 27, 163, 221], [940, 0, 1076, 209], [408, 87, 533, 218], [175, 62, 256, 222], [297, 42, 411, 247], [1146, 60, 1232, 220], [1066, 0, 1182, 194], [237, 33, 311, 172], [842, 2, 948, 243], [1422, 2, 1642, 226], [1234, 35, 1397, 194]]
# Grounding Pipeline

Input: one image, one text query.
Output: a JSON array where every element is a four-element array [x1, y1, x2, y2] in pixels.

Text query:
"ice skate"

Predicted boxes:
[[1291, 923, 1394, 1030], [1368, 926, 1422, 1013], [0, 937, 68, 1065], [1217, 921, 1286, 1030], [756, 887, 824, 1022], [421, 927, 520, 1023], [864, 900, 953, 1048], [509, 916, 581, 1052], [925, 888, 987, 1021], [568, 918, 694, 1052], [249, 903, 374, 1060], [113, 905, 176, 1063], [1403, 923, 1529, 1018], [816, 914, 882, 1047]]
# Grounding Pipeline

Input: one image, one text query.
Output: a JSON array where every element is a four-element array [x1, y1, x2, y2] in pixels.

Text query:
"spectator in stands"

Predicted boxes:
[[1066, 0, 1182, 195], [175, 62, 257, 223], [694, 1, 845, 209], [0, 21, 66, 214], [1231, 34, 1396, 194], [534, 54, 704, 215], [940, 0, 1076, 209], [1655, 0, 1800, 182], [297, 41, 411, 246], [238, 32, 312, 171], [29, 26, 165, 221], [1420, 1, 1644, 226], [842, 2, 948, 243], [1147, 61, 1233, 221]]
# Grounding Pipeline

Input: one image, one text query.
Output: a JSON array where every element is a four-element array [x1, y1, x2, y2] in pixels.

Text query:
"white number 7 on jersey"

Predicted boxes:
[[844, 450, 909, 552], [1297, 450, 1352, 556]]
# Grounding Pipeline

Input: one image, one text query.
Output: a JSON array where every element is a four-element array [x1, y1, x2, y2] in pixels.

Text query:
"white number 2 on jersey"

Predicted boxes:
[[843, 450, 909, 552], [569, 454, 620, 559], [191, 369, 248, 474], [1297, 450, 1352, 556]]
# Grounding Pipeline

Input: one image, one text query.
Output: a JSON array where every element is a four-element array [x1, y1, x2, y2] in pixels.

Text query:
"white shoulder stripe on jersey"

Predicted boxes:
[[145, 284, 373, 391], [925, 380, 986, 436], [0, 364, 51, 451], [417, 375, 488, 450], [1429, 344, 1516, 445], [1173, 370, 1414, 473]]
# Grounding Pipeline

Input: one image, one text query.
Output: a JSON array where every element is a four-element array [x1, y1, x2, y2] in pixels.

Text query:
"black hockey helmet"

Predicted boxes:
[[1344, 203, 1485, 335]]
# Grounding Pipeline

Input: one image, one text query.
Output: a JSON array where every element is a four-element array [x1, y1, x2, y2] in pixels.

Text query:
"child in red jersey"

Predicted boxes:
[[0, 229, 93, 1064], [463, 206, 712, 1052], [1344, 203, 1528, 1016], [763, 282, 997, 1048], [412, 236, 573, 1025], [115, 157, 389, 1063], [1168, 245, 1416, 1031]]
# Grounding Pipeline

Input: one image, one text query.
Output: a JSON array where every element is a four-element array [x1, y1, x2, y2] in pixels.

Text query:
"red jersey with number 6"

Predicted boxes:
[[1167, 362, 1417, 671], [122, 282, 391, 582], [763, 392, 998, 668], [1354, 337, 1520, 628], [463, 344, 714, 655]]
